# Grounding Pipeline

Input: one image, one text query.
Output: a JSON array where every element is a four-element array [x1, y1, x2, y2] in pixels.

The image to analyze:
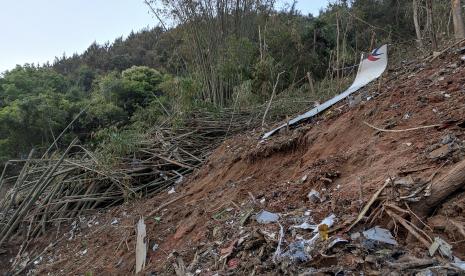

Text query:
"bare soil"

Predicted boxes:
[[2, 51, 465, 275]]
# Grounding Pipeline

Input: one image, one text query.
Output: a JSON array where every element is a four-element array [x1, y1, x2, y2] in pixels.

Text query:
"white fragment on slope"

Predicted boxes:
[[297, 214, 338, 247], [313, 214, 336, 233], [307, 189, 321, 203], [135, 217, 147, 274], [168, 187, 176, 194], [452, 256, 465, 271], [175, 175, 184, 184], [256, 210, 279, 224], [292, 222, 316, 230], [262, 44, 388, 139], [363, 226, 398, 245], [429, 237, 452, 258], [273, 223, 285, 262], [111, 218, 119, 225], [328, 238, 349, 249], [33, 257, 43, 265]]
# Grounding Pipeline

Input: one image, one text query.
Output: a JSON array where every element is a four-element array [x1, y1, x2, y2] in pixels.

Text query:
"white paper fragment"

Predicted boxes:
[[168, 187, 176, 194], [255, 210, 279, 224], [363, 226, 397, 245]]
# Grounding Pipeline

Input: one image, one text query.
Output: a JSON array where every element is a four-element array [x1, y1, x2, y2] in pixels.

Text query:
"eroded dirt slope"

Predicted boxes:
[[6, 51, 465, 275]]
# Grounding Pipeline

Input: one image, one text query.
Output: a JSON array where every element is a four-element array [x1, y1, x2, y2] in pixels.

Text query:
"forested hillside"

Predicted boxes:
[[2, 0, 452, 163], [2, 0, 465, 274]]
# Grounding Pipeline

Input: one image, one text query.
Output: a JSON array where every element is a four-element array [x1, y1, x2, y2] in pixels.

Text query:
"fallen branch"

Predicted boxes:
[[147, 193, 193, 218], [363, 121, 441, 133], [386, 209, 431, 248], [450, 219, 465, 240], [429, 38, 465, 62], [346, 179, 389, 231], [135, 217, 147, 274], [387, 257, 437, 270]]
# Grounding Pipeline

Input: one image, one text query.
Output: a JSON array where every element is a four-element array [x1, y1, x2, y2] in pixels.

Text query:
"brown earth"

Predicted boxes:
[[2, 51, 465, 275]]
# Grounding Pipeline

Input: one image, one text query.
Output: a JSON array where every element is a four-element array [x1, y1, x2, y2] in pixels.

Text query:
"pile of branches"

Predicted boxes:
[[0, 108, 255, 244], [0, 94, 313, 249]]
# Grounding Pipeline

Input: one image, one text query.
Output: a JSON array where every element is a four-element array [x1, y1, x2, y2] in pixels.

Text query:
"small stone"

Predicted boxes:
[[365, 255, 377, 264], [428, 145, 451, 159], [350, 232, 361, 240]]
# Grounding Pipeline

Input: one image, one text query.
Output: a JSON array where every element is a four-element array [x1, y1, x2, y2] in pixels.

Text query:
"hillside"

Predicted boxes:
[[3, 43, 464, 275], [3, 1, 465, 275]]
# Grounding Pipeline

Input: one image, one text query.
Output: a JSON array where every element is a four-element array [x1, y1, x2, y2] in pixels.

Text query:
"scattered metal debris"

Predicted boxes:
[[363, 226, 398, 246], [429, 237, 452, 258], [255, 210, 279, 224], [307, 189, 322, 203]]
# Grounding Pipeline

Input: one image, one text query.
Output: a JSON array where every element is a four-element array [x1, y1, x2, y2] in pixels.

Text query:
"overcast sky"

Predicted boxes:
[[0, 0, 329, 73]]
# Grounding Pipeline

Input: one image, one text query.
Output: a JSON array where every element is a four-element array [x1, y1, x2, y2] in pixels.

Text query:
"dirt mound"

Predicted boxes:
[[4, 51, 465, 275]]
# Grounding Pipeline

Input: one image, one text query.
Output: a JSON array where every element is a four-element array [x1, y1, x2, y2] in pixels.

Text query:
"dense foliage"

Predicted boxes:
[[0, 0, 458, 162]]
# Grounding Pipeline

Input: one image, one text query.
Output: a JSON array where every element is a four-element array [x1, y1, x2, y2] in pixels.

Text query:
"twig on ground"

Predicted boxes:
[[363, 121, 441, 133], [385, 209, 432, 248], [346, 179, 390, 231]]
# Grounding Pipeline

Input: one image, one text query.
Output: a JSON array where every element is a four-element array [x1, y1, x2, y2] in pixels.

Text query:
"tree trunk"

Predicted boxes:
[[452, 0, 465, 40], [425, 0, 437, 49], [413, 159, 465, 217], [413, 0, 423, 47]]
